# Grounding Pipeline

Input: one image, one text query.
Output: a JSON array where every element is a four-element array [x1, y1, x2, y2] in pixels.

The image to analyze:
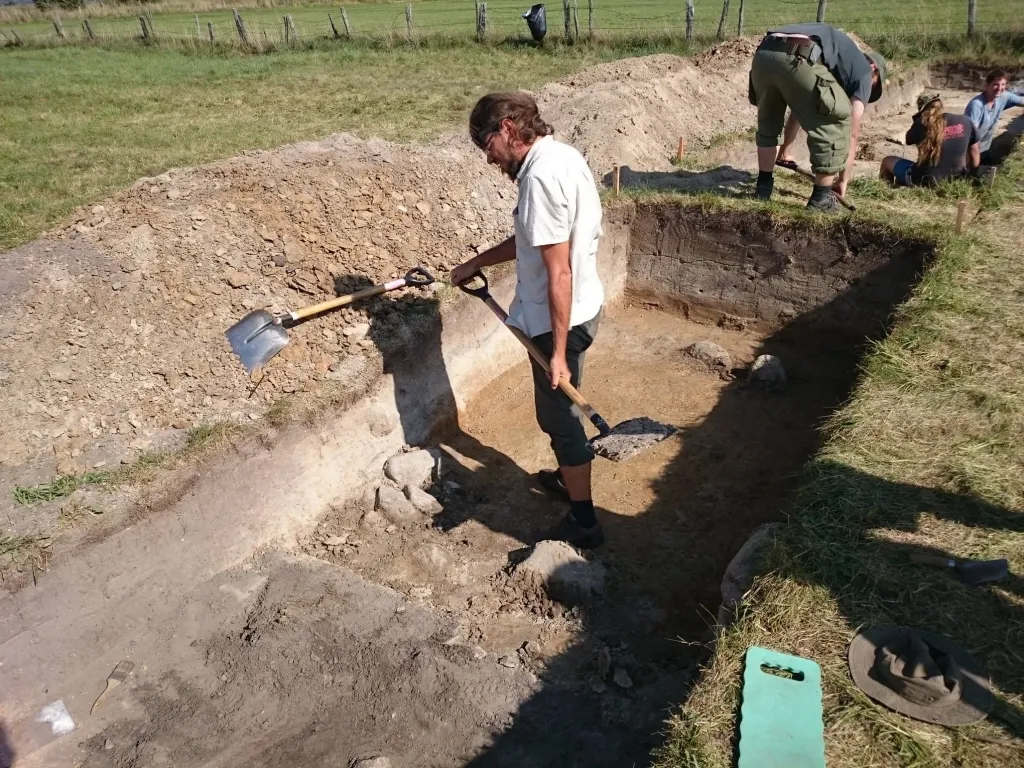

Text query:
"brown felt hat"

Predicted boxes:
[[848, 626, 994, 726]]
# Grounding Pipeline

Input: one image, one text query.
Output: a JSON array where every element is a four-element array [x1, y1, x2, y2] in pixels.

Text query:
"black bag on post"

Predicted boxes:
[[522, 4, 547, 42]]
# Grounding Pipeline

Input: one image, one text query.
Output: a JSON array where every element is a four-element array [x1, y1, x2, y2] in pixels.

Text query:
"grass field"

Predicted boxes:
[[2, 0, 1018, 47]]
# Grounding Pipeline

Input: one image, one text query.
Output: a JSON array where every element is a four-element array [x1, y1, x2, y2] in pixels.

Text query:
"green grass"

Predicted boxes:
[[0, 43, 630, 249], [3, 0, 1022, 46], [651, 153, 1024, 767]]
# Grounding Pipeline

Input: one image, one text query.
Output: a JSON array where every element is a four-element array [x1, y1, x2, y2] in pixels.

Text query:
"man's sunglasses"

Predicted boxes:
[[471, 123, 498, 150]]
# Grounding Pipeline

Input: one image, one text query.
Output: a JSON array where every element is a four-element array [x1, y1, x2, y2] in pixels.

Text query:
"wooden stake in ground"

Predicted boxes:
[[208, 21, 215, 42], [328, 12, 340, 38], [83, 19, 95, 40], [685, 0, 694, 44], [53, 17, 65, 39], [956, 199, 967, 234], [676, 136, 686, 162], [405, 3, 412, 41], [232, 9, 249, 45], [139, 16, 150, 41], [737, 0, 745, 37], [194, 14, 200, 37], [613, 164, 621, 195], [341, 7, 352, 37], [716, 0, 730, 41], [816, 0, 828, 23]]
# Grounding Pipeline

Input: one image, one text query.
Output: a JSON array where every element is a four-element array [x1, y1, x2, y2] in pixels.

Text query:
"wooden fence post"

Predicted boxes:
[[563, 0, 571, 41], [737, 0, 744, 36], [686, 0, 694, 44], [476, 2, 487, 41], [816, 0, 827, 23], [145, 9, 156, 37], [83, 19, 95, 40], [139, 16, 150, 41], [11, 29, 22, 45], [194, 14, 200, 37], [208, 21, 215, 42], [328, 12, 340, 38], [232, 9, 249, 45], [289, 14, 298, 42], [53, 17, 65, 39], [405, 3, 412, 41], [573, 0, 580, 41], [967, 0, 976, 36], [588, 0, 594, 38], [341, 7, 352, 37], [284, 14, 291, 43], [716, 0, 730, 40]]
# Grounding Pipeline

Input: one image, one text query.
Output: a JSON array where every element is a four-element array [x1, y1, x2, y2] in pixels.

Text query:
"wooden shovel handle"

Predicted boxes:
[[289, 267, 434, 322], [457, 271, 611, 437]]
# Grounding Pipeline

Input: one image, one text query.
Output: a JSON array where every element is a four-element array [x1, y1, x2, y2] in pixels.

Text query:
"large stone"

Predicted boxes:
[[514, 540, 605, 604], [384, 448, 442, 490], [683, 340, 731, 371], [717, 523, 779, 627], [404, 485, 443, 516], [375, 486, 423, 527], [365, 404, 398, 438], [749, 355, 786, 388]]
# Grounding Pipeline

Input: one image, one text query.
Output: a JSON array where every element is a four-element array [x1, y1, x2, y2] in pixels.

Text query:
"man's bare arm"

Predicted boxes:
[[969, 143, 981, 170], [449, 235, 516, 286], [539, 240, 573, 388], [837, 98, 866, 191]]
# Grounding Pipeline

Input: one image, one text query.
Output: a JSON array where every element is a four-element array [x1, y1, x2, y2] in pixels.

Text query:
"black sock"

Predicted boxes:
[[570, 500, 597, 528], [810, 184, 832, 203], [757, 170, 774, 185]]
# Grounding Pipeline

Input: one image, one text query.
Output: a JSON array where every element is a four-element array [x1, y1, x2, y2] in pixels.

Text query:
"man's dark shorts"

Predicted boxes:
[[528, 311, 601, 468]]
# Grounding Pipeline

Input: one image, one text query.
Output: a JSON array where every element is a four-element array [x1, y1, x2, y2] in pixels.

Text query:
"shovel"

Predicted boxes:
[[455, 270, 676, 462], [225, 266, 435, 373], [910, 553, 1009, 586]]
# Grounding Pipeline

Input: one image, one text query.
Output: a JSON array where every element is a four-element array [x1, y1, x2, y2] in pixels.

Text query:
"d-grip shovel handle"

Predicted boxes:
[[456, 270, 611, 438], [290, 266, 435, 322]]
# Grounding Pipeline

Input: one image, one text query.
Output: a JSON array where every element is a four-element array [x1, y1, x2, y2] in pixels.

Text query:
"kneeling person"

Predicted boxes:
[[450, 92, 606, 549], [880, 93, 980, 187]]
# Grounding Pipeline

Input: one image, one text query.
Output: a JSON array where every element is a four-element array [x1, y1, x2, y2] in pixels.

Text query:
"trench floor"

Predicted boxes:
[[303, 300, 865, 766]]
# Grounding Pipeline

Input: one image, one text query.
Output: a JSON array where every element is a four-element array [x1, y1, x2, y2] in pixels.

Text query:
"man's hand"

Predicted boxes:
[[835, 98, 866, 199], [548, 352, 571, 390], [832, 178, 848, 198], [449, 259, 479, 288]]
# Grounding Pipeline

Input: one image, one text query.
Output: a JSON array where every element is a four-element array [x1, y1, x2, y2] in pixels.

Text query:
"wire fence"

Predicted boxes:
[[0, 0, 1017, 51]]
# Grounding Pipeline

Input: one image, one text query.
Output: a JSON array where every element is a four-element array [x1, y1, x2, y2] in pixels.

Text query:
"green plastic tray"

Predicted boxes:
[[738, 646, 825, 768]]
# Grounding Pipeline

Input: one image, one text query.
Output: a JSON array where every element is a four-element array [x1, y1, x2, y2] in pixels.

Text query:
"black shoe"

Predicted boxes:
[[806, 192, 840, 212], [754, 181, 773, 200], [536, 469, 570, 500], [539, 511, 605, 549]]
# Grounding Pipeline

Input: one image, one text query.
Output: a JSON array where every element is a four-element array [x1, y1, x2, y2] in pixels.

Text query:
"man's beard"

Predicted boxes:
[[504, 156, 523, 181]]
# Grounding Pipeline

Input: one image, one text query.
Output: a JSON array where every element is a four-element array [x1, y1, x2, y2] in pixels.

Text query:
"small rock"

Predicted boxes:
[[498, 655, 519, 669], [385, 524, 398, 534], [404, 485, 443, 516], [48, 362, 74, 382], [365, 405, 397, 437], [471, 645, 488, 661], [684, 340, 732, 371], [323, 535, 348, 547], [613, 668, 633, 689], [166, 188, 181, 201], [272, 253, 287, 267], [412, 542, 451, 572], [223, 270, 251, 289], [749, 354, 786, 388], [590, 675, 608, 694], [375, 486, 423, 527], [384, 448, 442, 490], [360, 509, 387, 530], [415, 201, 431, 216], [56, 458, 82, 476], [718, 523, 779, 626], [513, 540, 605, 605], [353, 758, 391, 768], [91, 205, 106, 215], [342, 322, 371, 341], [104, 739, 113, 750]]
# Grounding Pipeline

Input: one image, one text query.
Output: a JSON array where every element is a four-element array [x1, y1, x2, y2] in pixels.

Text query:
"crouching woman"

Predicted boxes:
[[880, 93, 980, 187]]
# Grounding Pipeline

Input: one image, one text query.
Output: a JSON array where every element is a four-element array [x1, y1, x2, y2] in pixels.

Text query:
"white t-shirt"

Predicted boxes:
[[506, 135, 604, 339]]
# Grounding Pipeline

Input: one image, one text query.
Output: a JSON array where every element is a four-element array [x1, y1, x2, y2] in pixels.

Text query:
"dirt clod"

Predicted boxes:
[[683, 340, 732, 373], [513, 540, 606, 605], [384, 448, 441, 490]]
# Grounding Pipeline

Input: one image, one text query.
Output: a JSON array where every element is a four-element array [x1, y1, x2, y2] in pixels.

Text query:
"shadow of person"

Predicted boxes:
[[985, 110, 1024, 165], [0, 721, 14, 768], [600, 163, 757, 198]]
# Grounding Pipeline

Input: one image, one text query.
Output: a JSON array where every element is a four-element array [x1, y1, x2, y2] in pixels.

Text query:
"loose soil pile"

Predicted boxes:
[[0, 40, 768, 477]]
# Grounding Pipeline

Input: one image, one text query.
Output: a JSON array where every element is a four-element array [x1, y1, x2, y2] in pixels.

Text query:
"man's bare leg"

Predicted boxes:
[[777, 112, 801, 165], [560, 462, 592, 502]]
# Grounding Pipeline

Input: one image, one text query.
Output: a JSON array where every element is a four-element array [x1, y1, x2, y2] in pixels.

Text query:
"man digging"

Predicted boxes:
[[450, 92, 606, 550], [747, 22, 887, 210], [964, 68, 1024, 166]]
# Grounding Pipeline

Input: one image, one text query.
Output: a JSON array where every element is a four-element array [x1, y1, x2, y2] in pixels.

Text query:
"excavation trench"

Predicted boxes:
[[6, 203, 931, 768]]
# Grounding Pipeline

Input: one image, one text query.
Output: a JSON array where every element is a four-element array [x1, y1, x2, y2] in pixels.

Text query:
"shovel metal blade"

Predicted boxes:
[[225, 309, 289, 373], [957, 558, 1009, 586]]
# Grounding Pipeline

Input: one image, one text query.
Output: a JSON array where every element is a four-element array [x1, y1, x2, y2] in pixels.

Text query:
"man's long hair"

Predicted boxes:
[[469, 92, 554, 149], [918, 98, 945, 167]]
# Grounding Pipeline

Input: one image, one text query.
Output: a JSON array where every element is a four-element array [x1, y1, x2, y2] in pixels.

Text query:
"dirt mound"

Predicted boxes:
[[536, 47, 757, 177]]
